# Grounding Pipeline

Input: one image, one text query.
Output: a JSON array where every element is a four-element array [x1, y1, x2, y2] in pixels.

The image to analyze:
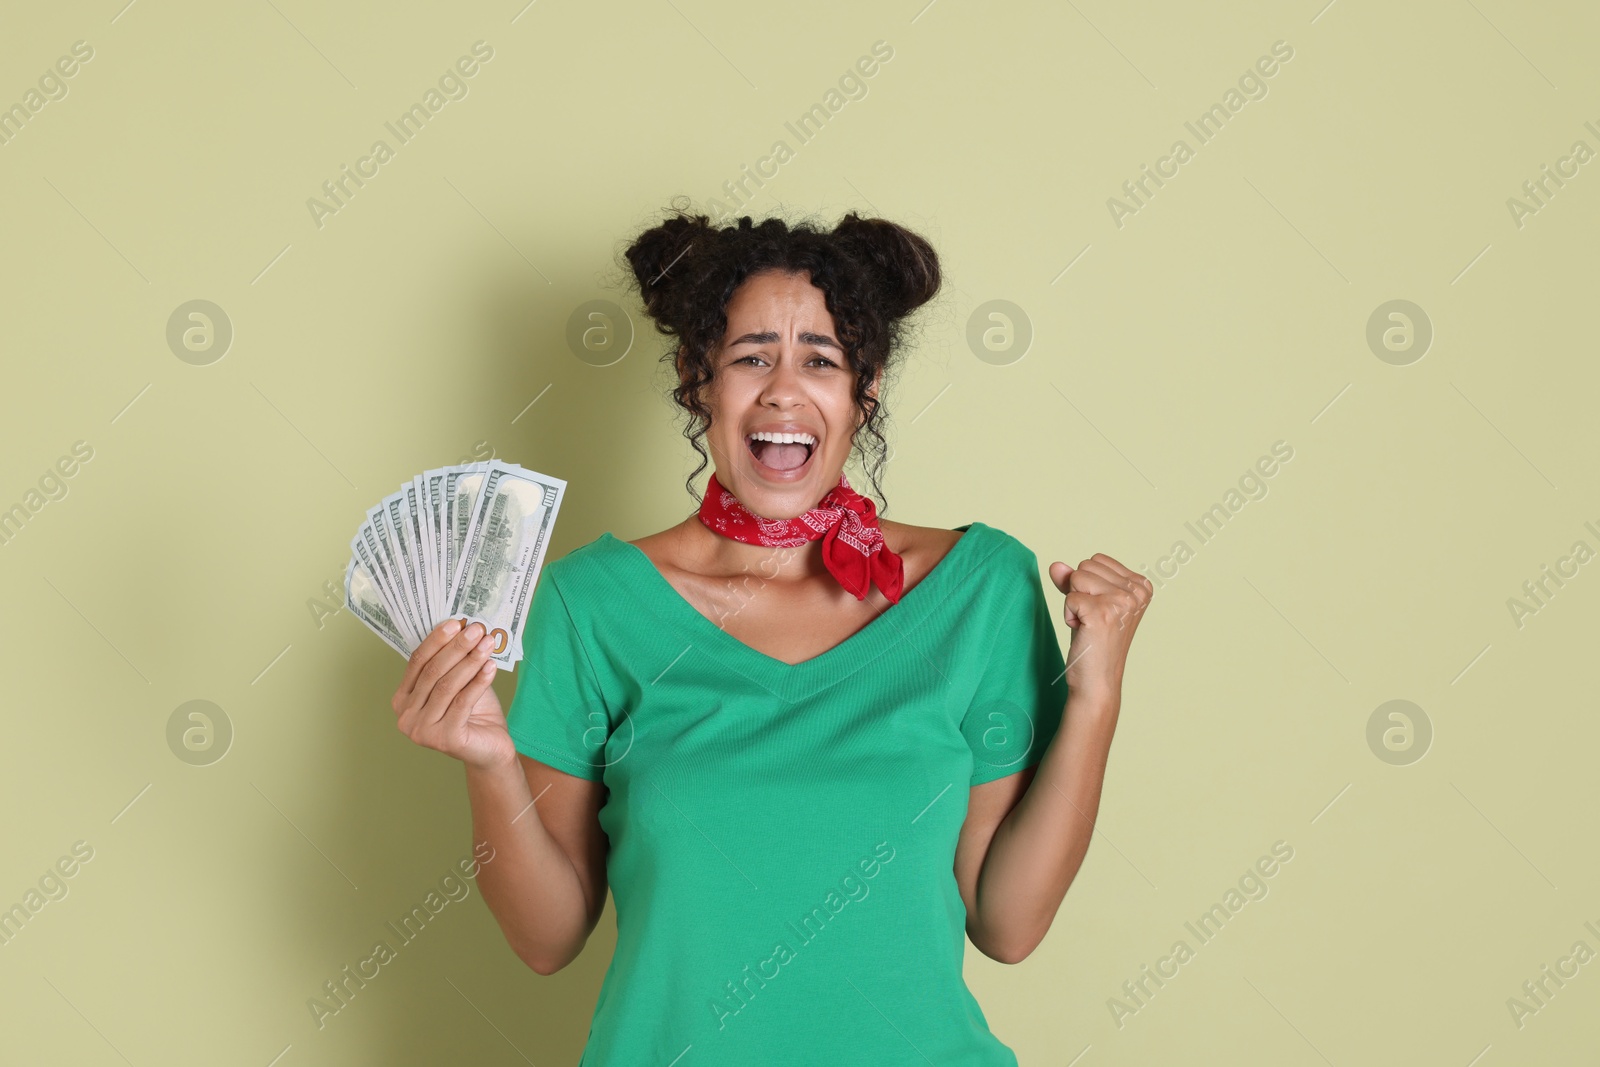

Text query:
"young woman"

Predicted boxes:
[[390, 206, 1151, 1064]]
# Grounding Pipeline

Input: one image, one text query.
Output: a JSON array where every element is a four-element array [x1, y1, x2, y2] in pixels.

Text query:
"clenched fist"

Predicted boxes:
[[1048, 553, 1152, 710]]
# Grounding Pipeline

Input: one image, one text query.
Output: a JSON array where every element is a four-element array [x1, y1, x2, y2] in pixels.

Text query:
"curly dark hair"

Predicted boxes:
[[615, 196, 942, 511]]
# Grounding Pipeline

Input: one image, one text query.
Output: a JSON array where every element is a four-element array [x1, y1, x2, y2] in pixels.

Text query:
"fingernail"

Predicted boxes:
[[477, 636, 492, 653], [443, 619, 460, 636]]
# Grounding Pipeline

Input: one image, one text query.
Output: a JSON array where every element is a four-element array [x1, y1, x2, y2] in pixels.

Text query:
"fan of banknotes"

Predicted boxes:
[[343, 460, 566, 670]]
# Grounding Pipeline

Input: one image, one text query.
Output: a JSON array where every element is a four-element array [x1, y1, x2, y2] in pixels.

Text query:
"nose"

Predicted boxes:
[[758, 349, 806, 409]]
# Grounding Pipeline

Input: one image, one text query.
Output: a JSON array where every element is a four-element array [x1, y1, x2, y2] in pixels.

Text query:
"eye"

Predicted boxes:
[[731, 354, 837, 367]]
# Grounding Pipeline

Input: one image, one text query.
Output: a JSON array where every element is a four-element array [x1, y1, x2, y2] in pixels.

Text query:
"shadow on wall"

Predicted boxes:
[[299, 263, 658, 1064]]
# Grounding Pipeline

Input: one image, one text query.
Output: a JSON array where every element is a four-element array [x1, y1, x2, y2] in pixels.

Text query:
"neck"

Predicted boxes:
[[680, 516, 831, 581]]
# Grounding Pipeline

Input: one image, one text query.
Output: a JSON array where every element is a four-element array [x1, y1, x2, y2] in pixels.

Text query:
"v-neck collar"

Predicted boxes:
[[592, 521, 1002, 703]]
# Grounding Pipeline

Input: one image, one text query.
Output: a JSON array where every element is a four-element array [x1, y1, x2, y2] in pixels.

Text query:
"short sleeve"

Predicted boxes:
[[960, 548, 1069, 786], [503, 569, 613, 781]]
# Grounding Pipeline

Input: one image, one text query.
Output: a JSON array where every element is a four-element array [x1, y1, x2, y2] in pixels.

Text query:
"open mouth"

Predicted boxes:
[[746, 433, 816, 475]]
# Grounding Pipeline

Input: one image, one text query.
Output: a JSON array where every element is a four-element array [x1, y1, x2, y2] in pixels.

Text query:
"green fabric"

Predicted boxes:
[[504, 520, 1069, 1065]]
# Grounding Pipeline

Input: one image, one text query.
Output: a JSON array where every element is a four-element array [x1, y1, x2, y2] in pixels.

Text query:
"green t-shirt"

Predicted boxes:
[[504, 521, 1069, 1065]]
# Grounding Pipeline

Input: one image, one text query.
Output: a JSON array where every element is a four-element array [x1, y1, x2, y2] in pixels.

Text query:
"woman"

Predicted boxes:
[[390, 206, 1151, 1064]]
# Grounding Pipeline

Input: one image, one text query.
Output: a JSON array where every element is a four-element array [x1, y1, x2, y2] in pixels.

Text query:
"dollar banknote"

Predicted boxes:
[[344, 552, 409, 658], [343, 460, 567, 671], [450, 463, 564, 669]]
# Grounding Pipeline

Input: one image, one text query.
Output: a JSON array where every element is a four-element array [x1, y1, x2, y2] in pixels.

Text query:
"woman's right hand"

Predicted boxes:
[[392, 619, 516, 771]]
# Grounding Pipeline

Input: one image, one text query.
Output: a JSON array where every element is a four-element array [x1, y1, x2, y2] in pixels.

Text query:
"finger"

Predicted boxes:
[[1064, 563, 1146, 627], [441, 658, 498, 733], [1066, 589, 1147, 633], [1063, 590, 1096, 628], [418, 636, 494, 729], [397, 618, 464, 705], [405, 622, 486, 719], [1085, 553, 1155, 602], [1079, 555, 1125, 575], [1048, 561, 1074, 594], [1066, 563, 1126, 597], [1087, 552, 1140, 580], [1078, 560, 1153, 605], [1050, 562, 1080, 626]]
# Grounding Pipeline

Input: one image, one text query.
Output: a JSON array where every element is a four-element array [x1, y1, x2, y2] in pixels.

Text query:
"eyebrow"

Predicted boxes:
[[726, 330, 842, 351]]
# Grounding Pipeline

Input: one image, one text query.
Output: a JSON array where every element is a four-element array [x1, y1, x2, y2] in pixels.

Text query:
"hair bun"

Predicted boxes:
[[623, 206, 713, 320], [831, 213, 941, 320]]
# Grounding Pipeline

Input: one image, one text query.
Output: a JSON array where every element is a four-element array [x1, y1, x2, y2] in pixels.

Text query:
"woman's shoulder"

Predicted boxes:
[[881, 519, 1044, 599], [882, 518, 1035, 563], [539, 528, 631, 588], [878, 518, 964, 561]]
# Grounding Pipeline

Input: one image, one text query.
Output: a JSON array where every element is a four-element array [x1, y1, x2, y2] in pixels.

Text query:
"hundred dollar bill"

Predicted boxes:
[[352, 529, 415, 648], [407, 475, 431, 621], [449, 461, 567, 669], [423, 469, 448, 620], [447, 462, 490, 599], [368, 504, 424, 645], [384, 494, 430, 639], [402, 480, 435, 622], [344, 554, 411, 658], [441, 467, 467, 611]]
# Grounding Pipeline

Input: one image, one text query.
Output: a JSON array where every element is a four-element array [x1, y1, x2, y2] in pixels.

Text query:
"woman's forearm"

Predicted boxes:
[[465, 756, 595, 975], [970, 691, 1120, 963]]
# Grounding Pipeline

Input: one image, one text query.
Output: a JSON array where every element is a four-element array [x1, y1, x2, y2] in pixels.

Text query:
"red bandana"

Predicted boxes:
[[698, 471, 905, 604]]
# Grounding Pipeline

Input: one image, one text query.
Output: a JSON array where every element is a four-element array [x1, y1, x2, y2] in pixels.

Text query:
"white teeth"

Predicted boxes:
[[748, 431, 817, 446]]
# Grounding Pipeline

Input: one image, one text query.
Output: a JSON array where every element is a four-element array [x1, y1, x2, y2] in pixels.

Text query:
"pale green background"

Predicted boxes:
[[1, 0, 1595, 1064]]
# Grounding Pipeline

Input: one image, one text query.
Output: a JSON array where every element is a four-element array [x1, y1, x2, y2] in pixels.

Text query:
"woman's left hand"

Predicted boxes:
[[1048, 554, 1152, 710]]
